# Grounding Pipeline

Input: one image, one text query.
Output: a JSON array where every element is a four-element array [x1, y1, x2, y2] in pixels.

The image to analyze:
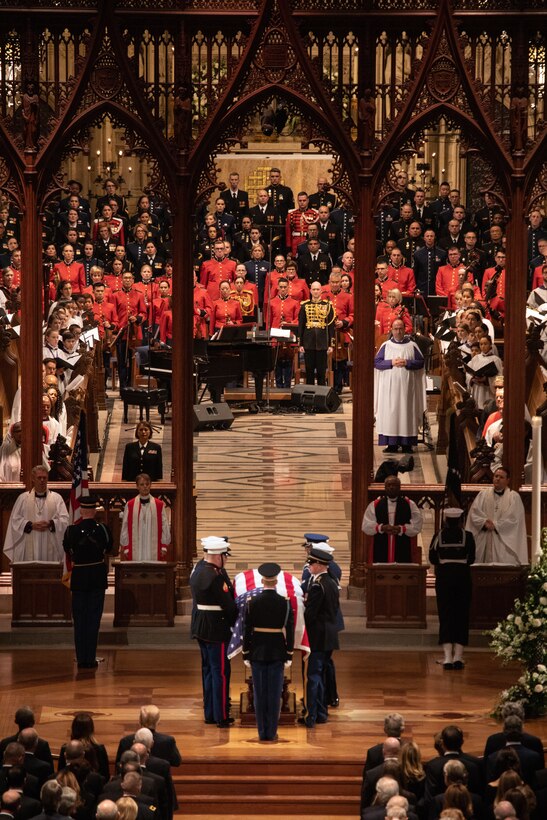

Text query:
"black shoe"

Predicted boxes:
[[453, 660, 465, 670], [77, 662, 98, 669], [401, 445, 414, 453], [329, 698, 340, 708], [204, 719, 216, 725], [382, 445, 399, 453], [297, 717, 314, 728], [443, 662, 454, 670], [217, 718, 235, 728]]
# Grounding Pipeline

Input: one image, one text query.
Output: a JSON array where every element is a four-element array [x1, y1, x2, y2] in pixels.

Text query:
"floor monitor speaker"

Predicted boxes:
[[193, 402, 234, 431], [290, 384, 341, 413]]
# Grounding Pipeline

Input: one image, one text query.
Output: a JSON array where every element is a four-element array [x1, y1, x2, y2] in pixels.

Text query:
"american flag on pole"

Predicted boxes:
[[62, 412, 89, 586], [227, 569, 309, 659]]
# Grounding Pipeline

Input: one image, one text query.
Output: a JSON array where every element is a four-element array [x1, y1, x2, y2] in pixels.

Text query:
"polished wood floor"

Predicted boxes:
[[1, 647, 545, 762]]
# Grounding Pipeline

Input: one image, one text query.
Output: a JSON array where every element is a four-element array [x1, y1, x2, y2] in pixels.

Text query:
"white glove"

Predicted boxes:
[[243, 660, 251, 668], [284, 660, 292, 668]]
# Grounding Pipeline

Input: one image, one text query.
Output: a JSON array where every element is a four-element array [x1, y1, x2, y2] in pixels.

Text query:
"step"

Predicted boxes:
[[178, 794, 359, 815], [177, 773, 360, 797], [178, 760, 362, 778]]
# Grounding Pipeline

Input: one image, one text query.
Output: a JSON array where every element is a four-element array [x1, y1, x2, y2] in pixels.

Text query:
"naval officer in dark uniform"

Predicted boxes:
[[63, 496, 115, 669], [299, 546, 340, 728], [242, 562, 294, 742], [122, 421, 163, 482], [301, 536, 344, 709], [190, 537, 237, 728], [429, 507, 475, 670]]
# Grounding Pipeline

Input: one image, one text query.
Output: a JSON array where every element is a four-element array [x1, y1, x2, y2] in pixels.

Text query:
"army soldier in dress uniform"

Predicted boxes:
[[429, 508, 476, 670], [242, 562, 294, 743], [190, 537, 238, 728], [298, 281, 336, 385], [298, 547, 340, 728], [63, 496, 115, 670]]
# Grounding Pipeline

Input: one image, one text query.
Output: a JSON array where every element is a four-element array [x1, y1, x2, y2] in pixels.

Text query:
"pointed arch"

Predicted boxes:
[[35, 101, 176, 211], [189, 84, 360, 207], [370, 103, 513, 210]]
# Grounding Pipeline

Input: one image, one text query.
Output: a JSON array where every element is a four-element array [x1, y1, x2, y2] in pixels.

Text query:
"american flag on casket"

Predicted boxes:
[[227, 569, 310, 659]]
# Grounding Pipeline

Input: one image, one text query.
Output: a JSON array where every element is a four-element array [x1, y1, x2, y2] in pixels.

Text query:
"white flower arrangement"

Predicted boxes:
[[490, 528, 547, 717]]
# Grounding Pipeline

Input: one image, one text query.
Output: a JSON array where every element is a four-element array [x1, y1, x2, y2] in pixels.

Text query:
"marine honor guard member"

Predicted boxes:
[[63, 496, 115, 670], [243, 562, 294, 743], [190, 537, 238, 728]]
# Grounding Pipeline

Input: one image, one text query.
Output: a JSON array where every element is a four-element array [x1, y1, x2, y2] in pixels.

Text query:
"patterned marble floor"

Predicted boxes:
[[98, 391, 446, 576]]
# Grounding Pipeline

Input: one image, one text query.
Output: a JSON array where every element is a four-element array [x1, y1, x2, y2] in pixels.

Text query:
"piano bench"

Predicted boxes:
[[120, 387, 169, 425]]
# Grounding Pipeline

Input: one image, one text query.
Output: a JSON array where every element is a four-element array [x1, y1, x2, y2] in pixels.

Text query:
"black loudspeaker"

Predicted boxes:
[[291, 384, 341, 413], [193, 403, 234, 431]]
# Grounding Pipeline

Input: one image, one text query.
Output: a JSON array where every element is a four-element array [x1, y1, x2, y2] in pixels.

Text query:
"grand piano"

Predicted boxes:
[[146, 327, 277, 404]]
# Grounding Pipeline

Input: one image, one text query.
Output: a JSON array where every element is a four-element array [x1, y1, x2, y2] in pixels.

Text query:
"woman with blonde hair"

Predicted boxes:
[[400, 740, 425, 803], [116, 797, 139, 820]]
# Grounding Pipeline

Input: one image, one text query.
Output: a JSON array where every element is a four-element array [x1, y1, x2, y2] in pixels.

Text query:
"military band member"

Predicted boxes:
[[230, 275, 258, 323], [63, 496, 115, 670], [242, 562, 294, 742], [285, 192, 319, 257], [298, 281, 336, 386], [199, 239, 237, 302], [298, 547, 340, 729], [297, 238, 332, 287], [111, 271, 147, 390], [210, 280, 243, 333], [321, 271, 353, 393], [268, 277, 299, 388], [190, 537, 237, 728], [308, 176, 339, 212], [219, 172, 249, 228], [266, 167, 294, 222]]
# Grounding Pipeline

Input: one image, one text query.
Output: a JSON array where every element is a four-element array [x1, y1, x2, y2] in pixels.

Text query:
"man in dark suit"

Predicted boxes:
[[100, 756, 161, 815], [296, 223, 329, 258], [0, 789, 22, 820], [424, 725, 483, 801], [0, 744, 39, 800], [363, 713, 406, 773], [298, 238, 332, 287], [18, 730, 52, 786], [485, 716, 543, 786], [426, 758, 485, 820], [4, 768, 41, 820], [131, 730, 177, 819], [412, 189, 436, 231], [316, 205, 343, 262], [100, 772, 155, 820], [219, 172, 249, 229], [0, 708, 53, 769], [58, 741, 105, 811], [483, 704, 544, 764], [115, 706, 181, 768], [361, 739, 401, 808]]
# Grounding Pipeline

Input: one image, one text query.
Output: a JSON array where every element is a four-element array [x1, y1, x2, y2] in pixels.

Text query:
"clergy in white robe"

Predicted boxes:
[[466, 467, 528, 565], [374, 319, 426, 453], [120, 473, 171, 561], [465, 337, 503, 410], [3, 465, 69, 562], [0, 423, 22, 482]]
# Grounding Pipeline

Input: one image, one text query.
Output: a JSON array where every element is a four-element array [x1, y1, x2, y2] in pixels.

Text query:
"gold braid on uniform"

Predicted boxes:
[[304, 300, 336, 329]]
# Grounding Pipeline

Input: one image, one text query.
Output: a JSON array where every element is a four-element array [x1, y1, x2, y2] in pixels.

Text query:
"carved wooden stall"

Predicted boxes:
[[0, 0, 545, 601]]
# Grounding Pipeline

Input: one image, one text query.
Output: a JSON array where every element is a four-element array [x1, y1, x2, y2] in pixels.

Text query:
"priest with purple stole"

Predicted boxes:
[[374, 318, 426, 454], [362, 476, 423, 563]]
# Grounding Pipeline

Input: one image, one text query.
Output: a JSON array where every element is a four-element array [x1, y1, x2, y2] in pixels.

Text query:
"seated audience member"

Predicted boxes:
[[115, 706, 182, 768], [57, 714, 110, 782], [485, 718, 542, 787], [424, 726, 482, 801], [361, 739, 401, 809], [0, 707, 53, 768], [364, 714, 406, 772], [483, 703, 545, 764]]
